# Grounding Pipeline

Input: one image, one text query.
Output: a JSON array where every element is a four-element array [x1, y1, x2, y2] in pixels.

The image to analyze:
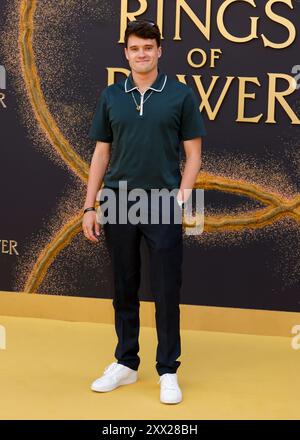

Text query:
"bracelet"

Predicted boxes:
[[83, 207, 96, 214]]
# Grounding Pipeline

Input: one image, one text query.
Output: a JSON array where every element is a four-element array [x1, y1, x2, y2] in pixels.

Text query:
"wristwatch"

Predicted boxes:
[[177, 199, 184, 208]]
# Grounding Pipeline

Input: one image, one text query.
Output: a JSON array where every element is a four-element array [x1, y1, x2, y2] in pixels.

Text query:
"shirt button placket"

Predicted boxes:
[[139, 91, 145, 116]]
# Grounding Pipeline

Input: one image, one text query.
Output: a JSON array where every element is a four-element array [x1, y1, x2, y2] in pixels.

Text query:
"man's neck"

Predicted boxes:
[[131, 68, 159, 93]]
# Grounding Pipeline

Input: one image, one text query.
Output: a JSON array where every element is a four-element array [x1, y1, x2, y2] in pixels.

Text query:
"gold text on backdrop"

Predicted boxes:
[[106, 68, 300, 125], [0, 240, 19, 255], [119, 0, 296, 49]]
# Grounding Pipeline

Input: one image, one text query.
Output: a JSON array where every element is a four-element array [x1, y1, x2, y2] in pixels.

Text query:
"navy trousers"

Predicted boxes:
[[100, 188, 183, 376]]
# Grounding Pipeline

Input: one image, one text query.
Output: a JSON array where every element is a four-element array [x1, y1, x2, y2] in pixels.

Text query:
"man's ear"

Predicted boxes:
[[124, 48, 129, 60]]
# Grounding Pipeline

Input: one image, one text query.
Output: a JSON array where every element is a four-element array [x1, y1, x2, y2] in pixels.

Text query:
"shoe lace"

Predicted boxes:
[[157, 374, 178, 390]]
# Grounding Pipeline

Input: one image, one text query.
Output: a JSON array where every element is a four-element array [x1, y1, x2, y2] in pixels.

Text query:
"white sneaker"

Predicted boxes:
[[91, 362, 138, 392], [158, 373, 183, 404]]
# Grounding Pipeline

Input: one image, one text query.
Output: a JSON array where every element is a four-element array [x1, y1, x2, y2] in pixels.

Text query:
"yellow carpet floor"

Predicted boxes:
[[0, 314, 299, 420]]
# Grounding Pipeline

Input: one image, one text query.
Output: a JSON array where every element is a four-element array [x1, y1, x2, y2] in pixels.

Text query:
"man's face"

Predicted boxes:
[[124, 35, 162, 75]]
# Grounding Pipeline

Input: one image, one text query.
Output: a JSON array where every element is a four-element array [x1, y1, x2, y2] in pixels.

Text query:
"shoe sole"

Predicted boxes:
[[160, 391, 183, 404], [91, 374, 138, 392], [160, 397, 182, 404]]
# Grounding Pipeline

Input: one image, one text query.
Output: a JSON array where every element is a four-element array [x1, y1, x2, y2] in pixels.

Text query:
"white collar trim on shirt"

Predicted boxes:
[[125, 73, 167, 93]]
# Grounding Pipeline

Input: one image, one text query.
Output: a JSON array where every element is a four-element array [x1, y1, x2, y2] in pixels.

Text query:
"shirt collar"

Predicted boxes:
[[125, 68, 167, 93]]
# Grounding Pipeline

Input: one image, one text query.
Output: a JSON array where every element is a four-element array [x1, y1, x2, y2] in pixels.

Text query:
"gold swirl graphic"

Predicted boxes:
[[19, 0, 89, 182], [18, 0, 299, 293], [193, 173, 300, 231], [24, 214, 83, 293]]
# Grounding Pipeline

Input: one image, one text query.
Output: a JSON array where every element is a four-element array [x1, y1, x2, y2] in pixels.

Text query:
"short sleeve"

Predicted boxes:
[[88, 90, 113, 142], [179, 87, 207, 141]]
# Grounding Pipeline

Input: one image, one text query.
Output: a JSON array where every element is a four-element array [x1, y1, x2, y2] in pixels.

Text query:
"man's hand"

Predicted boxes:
[[82, 211, 100, 243]]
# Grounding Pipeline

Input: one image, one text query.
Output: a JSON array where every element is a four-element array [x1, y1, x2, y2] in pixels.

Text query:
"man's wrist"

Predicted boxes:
[[83, 201, 96, 210], [83, 206, 96, 214]]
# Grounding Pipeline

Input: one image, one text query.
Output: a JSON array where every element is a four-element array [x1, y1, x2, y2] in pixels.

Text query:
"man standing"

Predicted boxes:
[[82, 19, 207, 404]]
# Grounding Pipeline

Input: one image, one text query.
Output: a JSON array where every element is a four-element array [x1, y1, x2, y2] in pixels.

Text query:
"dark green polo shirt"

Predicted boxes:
[[88, 69, 207, 190]]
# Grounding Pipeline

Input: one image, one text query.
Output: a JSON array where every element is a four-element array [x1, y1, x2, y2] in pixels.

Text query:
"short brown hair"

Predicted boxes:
[[124, 19, 161, 48]]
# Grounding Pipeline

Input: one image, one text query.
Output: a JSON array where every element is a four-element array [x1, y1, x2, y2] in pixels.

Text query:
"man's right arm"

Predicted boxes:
[[83, 141, 111, 210]]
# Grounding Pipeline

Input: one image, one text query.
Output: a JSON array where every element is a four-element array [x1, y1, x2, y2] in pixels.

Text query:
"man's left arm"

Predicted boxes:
[[177, 137, 202, 204], [177, 87, 206, 204]]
